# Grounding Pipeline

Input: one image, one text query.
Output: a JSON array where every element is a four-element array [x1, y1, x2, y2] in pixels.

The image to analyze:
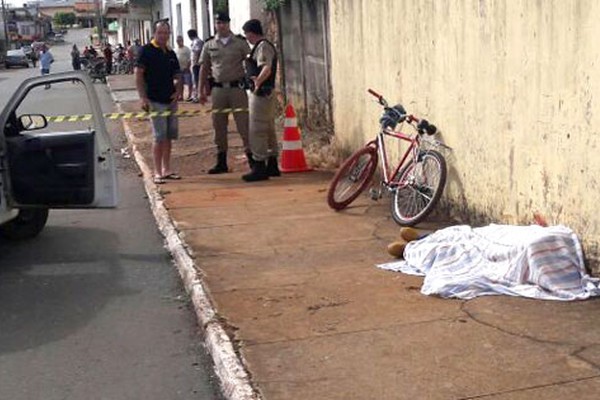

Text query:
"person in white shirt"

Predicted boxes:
[[187, 29, 204, 103], [174, 35, 193, 101], [39, 45, 54, 89]]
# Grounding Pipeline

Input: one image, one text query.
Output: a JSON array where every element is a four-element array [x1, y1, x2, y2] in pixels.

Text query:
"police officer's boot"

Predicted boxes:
[[246, 151, 256, 170], [242, 160, 269, 182], [266, 156, 281, 177], [208, 152, 229, 174]]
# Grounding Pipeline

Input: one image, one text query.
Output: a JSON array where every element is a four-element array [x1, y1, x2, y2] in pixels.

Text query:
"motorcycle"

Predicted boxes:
[[82, 56, 107, 84]]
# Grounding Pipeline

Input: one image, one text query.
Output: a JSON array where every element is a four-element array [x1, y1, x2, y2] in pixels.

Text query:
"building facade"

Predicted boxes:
[[5, 5, 49, 44], [168, 0, 263, 48], [103, 0, 162, 45]]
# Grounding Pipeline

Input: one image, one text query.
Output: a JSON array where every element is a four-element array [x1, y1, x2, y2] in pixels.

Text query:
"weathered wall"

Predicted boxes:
[[329, 0, 600, 270], [228, 0, 265, 34], [171, 0, 194, 44], [280, 0, 333, 134]]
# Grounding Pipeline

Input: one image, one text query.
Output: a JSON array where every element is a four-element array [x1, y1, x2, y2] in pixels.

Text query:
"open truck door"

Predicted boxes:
[[0, 72, 118, 239]]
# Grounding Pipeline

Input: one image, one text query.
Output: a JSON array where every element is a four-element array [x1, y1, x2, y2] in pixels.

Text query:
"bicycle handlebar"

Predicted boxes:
[[368, 89, 439, 136], [367, 88, 382, 99], [367, 88, 387, 107]]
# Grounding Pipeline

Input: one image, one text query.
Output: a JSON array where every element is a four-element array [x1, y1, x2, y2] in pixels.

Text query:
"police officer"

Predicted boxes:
[[240, 19, 280, 182], [199, 12, 251, 174]]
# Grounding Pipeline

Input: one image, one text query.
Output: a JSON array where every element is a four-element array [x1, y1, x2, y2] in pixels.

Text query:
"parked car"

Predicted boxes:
[[0, 72, 118, 239], [5, 49, 30, 69]]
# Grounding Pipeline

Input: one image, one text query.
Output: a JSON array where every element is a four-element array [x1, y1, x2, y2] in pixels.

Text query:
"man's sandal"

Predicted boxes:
[[153, 176, 166, 184], [162, 173, 181, 180]]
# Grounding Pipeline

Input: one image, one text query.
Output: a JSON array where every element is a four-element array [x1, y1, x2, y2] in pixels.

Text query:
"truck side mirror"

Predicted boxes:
[[19, 114, 48, 131]]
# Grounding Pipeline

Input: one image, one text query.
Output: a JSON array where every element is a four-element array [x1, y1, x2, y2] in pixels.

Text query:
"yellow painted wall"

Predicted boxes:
[[329, 0, 600, 269]]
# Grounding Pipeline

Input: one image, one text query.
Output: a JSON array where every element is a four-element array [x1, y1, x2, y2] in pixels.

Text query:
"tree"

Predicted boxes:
[[259, 0, 286, 11], [53, 12, 76, 27], [214, 0, 228, 13]]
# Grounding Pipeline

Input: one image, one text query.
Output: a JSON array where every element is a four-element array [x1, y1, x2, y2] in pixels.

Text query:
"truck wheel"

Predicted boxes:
[[0, 208, 49, 240]]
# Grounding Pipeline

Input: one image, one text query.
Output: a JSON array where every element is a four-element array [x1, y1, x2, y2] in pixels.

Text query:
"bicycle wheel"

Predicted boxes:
[[327, 146, 378, 210], [390, 150, 447, 226]]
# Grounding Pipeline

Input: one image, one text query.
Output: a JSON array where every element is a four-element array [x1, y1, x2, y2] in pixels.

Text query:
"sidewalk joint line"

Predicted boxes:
[[461, 301, 579, 347], [455, 374, 600, 399], [243, 316, 459, 348], [183, 237, 381, 258]]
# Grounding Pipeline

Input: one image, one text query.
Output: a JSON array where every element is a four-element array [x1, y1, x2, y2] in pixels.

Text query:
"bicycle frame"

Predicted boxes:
[[370, 121, 421, 190]]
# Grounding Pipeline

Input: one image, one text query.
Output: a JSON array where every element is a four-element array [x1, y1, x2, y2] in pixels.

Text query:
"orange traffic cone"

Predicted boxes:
[[280, 104, 311, 173]]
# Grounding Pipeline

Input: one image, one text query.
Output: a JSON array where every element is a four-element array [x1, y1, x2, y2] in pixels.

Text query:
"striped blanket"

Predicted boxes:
[[378, 224, 600, 300]]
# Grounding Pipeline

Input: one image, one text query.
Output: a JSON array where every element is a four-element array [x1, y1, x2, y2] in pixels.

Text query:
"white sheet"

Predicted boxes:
[[378, 224, 600, 300]]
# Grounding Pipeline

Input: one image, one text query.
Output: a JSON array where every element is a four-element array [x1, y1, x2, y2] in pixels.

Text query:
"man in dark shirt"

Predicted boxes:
[[135, 20, 183, 184], [103, 43, 113, 74]]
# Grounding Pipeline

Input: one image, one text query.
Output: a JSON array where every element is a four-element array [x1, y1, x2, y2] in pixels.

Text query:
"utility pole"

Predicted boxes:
[[1, 0, 10, 51], [95, 0, 103, 44]]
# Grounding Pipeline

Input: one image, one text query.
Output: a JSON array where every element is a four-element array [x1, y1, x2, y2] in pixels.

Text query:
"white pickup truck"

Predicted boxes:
[[0, 72, 118, 239]]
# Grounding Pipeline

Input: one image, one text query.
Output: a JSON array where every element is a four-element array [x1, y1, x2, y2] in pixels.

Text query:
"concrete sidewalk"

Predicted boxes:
[[108, 75, 600, 400]]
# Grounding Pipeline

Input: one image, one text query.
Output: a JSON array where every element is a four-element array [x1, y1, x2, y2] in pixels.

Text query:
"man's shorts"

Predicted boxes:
[[149, 101, 178, 142], [182, 69, 192, 86]]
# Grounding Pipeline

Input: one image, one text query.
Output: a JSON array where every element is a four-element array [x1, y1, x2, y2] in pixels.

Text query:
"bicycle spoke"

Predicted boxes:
[[348, 160, 367, 182], [334, 167, 360, 201], [414, 185, 433, 202], [335, 179, 358, 200], [392, 152, 444, 221], [333, 155, 373, 203], [410, 187, 424, 216]]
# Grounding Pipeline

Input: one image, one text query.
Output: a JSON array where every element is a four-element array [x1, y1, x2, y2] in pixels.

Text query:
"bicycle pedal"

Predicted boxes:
[[368, 188, 382, 200]]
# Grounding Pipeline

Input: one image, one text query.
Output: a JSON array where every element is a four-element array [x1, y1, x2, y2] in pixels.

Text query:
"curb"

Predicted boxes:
[[107, 84, 260, 400]]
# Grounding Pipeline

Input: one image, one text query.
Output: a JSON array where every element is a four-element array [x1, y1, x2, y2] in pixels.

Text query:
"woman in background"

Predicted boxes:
[[71, 44, 81, 71]]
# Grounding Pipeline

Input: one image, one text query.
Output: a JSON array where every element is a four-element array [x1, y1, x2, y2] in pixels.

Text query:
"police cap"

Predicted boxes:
[[215, 12, 230, 22]]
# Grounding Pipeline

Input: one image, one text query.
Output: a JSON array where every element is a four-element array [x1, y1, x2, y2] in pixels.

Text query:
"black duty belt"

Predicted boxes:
[[212, 80, 241, 88]]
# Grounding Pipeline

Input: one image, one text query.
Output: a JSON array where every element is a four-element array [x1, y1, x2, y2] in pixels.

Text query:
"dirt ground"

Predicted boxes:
[[120, 101, 256, 176]]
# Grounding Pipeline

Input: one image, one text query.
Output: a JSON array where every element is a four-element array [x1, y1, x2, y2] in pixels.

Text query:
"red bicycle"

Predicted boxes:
[[327, 89, 451, 226]]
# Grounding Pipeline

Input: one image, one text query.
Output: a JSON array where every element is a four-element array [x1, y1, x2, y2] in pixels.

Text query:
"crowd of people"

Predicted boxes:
[[135, 13, 280, 184], [36, 14, 280, 186], [68, 40, 143, 75]]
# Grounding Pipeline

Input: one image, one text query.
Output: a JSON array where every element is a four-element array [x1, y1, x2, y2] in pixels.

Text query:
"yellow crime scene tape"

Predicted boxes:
[[46, 108, 248, 123]]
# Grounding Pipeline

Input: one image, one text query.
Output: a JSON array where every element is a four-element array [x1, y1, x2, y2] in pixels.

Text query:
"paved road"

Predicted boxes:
[[0, 30, 223, 400]]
